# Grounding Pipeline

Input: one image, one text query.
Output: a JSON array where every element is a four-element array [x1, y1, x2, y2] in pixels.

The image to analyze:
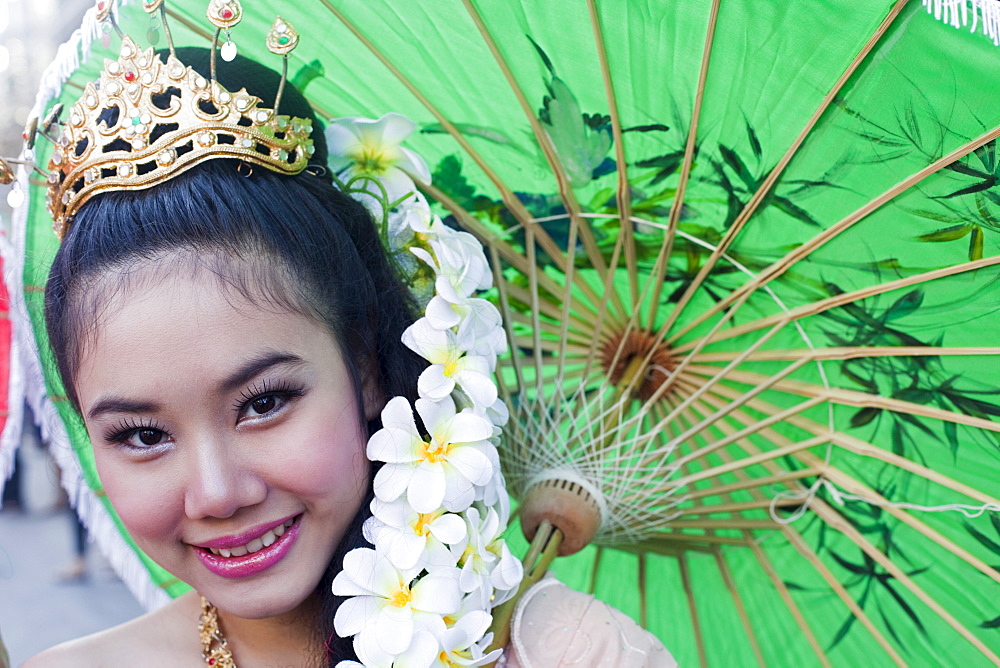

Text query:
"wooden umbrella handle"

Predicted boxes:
[[484, 519, 564, 664]]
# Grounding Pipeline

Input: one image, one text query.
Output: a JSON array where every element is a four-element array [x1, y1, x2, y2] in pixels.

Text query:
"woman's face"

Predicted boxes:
[[74, 262, 371, 619]]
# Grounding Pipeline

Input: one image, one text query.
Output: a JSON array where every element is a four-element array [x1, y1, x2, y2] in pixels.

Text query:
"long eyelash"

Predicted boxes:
[[233, 378, 303, 413], [104, 417, 167, 444]]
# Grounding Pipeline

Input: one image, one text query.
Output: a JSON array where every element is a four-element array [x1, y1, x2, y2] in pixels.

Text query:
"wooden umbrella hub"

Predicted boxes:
[[600, 329, 676, 402]]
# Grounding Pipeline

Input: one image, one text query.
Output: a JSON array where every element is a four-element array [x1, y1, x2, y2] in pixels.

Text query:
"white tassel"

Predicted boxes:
[[10, 0, 168, 612], [923, 0, 1000, 45], [0, 233, 24, 501]]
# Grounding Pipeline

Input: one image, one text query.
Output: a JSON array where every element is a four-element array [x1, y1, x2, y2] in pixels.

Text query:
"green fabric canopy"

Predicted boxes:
[[15, 1, 1000, 665]]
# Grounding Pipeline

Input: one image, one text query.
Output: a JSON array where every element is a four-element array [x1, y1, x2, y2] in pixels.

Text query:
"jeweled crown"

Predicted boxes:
[[47, 7, 313, 238]]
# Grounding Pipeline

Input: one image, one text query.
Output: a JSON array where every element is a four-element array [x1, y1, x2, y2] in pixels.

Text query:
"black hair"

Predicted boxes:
[[43, 50, 425, 665]]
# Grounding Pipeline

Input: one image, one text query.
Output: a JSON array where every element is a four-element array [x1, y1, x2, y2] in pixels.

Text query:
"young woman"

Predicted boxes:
[[23, 43, 670, 668]]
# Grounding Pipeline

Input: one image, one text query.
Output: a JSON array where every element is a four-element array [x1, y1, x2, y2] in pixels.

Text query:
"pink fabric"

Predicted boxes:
[[496, 578, 677, 668]]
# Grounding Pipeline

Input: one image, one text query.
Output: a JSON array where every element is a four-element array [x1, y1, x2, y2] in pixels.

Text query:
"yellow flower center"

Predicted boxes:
[[443, 360, 460, 377], [413, 512, 436, 536], [459, 543, 476, 567], [355, 147, 390, 174], [438, 651, 461, 666], [388, 585, 412, 608], [420, 438, 451, 463]]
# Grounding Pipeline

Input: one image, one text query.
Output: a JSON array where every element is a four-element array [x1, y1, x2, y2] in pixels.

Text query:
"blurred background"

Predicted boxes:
[[0, 0, 89, 228], [0, 1, 145, 664]]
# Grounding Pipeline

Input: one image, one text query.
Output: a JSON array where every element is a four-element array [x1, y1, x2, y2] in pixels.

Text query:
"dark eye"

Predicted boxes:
[[251, 395, 277, 415], [137, 429, 163, 446], [236, 380, 303, 423]]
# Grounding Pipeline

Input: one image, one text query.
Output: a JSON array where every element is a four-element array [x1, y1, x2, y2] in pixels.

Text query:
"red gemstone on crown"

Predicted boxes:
[[124, 71, 137, 82], [220, 8, 233, 19], [208, 660, 216, 666]]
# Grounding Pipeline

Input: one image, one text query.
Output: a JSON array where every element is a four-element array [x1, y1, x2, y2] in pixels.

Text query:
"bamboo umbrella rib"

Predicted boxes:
[[632, 339, 807, 471], [488, 244, 526, 395], [664, 434, 829, 493], [682, 468, 822, 502], [625, 290, 768, 462], [799, 454, 1000, 587], [586, 0, 638, 306], [505, 307, 596, 344], [809, 497, 1000, 664], [697, 378, 1000, 511], [684, 364, 1000, 434], [670, 124, 1000, 343], [830, 431, 1000, 511], [632, 533, 753, 549], [669, 402, 827, 667], [675, 497, 818, 517], [511, 337, 594, 356], [677, 392, 915, 666], [419, 182, 562, 293], [663, 408, 764, 664], [672, 399, 831, 666], [653, 359, 816, 465], [458, 1, 618, 319], [676, 392, 891, 666], [645, 0, 722, 331], [665, 519, 779, 531], [659, 0, 911, 337], [714, 547, 767, 668], [690, 386, 1000, 625], [525, 226, 545, 394], [782, 527, 907, 667], [418, 187, 611, 326], [319, 1, 549, 235], [674, 254, 1000, 353], [502, 280, 600, 328], [678, 553, 709, 668], [747, 539, 833, 668], [691, 346, 1000, 363]]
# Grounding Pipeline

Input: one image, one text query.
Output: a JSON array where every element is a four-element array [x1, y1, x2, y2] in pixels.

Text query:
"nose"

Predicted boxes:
[[183, 431, 267, 520]]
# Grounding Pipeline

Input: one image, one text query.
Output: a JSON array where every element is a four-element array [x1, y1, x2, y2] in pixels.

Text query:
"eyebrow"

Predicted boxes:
[[86, 351, 307, 421], [217, 351, 306, 396]]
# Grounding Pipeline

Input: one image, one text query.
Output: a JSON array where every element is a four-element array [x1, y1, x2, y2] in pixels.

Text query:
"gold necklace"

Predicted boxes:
[[199, 595, 237, 668]]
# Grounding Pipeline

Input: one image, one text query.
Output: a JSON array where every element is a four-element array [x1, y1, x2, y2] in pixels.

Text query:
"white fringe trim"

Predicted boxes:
[[0, 233, 25, 502], [923, 0, 1000, 45], [10, 0, 169, 612]]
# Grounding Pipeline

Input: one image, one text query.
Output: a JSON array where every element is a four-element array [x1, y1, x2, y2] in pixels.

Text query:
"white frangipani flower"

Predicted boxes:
[[411, 229, 492, 299], [402, 319, 498, 408], [452, 506, 524, 607], [365, 497, 467, 571], [369, 396, 497, 513], [432, 610, 503, 667], [333, 548, 460, 657], [326, 113, 432, 205], [329, 112, 523, 667]]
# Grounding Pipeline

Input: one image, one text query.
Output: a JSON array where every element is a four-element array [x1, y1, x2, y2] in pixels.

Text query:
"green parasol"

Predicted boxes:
[[9, 0, 1000, 665]]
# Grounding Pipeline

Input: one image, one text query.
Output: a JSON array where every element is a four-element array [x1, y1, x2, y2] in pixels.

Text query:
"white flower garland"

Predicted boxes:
[[325, 114, 522, 668]]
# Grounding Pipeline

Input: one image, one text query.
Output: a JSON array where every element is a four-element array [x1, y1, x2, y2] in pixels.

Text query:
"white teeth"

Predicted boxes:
[[204, 518, 296, 557]]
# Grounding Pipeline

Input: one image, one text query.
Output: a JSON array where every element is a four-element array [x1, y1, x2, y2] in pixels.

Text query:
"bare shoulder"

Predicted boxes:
[[22, 592, 200, 667]]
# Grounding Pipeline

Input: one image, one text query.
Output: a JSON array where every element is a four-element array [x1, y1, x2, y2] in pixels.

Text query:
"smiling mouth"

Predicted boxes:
[[202, 517, 297, 558]]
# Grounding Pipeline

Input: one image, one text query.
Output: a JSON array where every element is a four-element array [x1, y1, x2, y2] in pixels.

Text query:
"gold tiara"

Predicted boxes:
[[46, 7, 313, 238]]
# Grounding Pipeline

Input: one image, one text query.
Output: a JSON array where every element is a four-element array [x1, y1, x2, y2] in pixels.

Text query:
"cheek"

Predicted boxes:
[[93, 450, 183, 546], [272, 406, 371, 505]]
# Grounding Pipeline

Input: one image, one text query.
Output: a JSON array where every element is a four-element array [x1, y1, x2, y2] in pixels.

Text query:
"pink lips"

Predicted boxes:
[[194, 515, 301, 579]]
